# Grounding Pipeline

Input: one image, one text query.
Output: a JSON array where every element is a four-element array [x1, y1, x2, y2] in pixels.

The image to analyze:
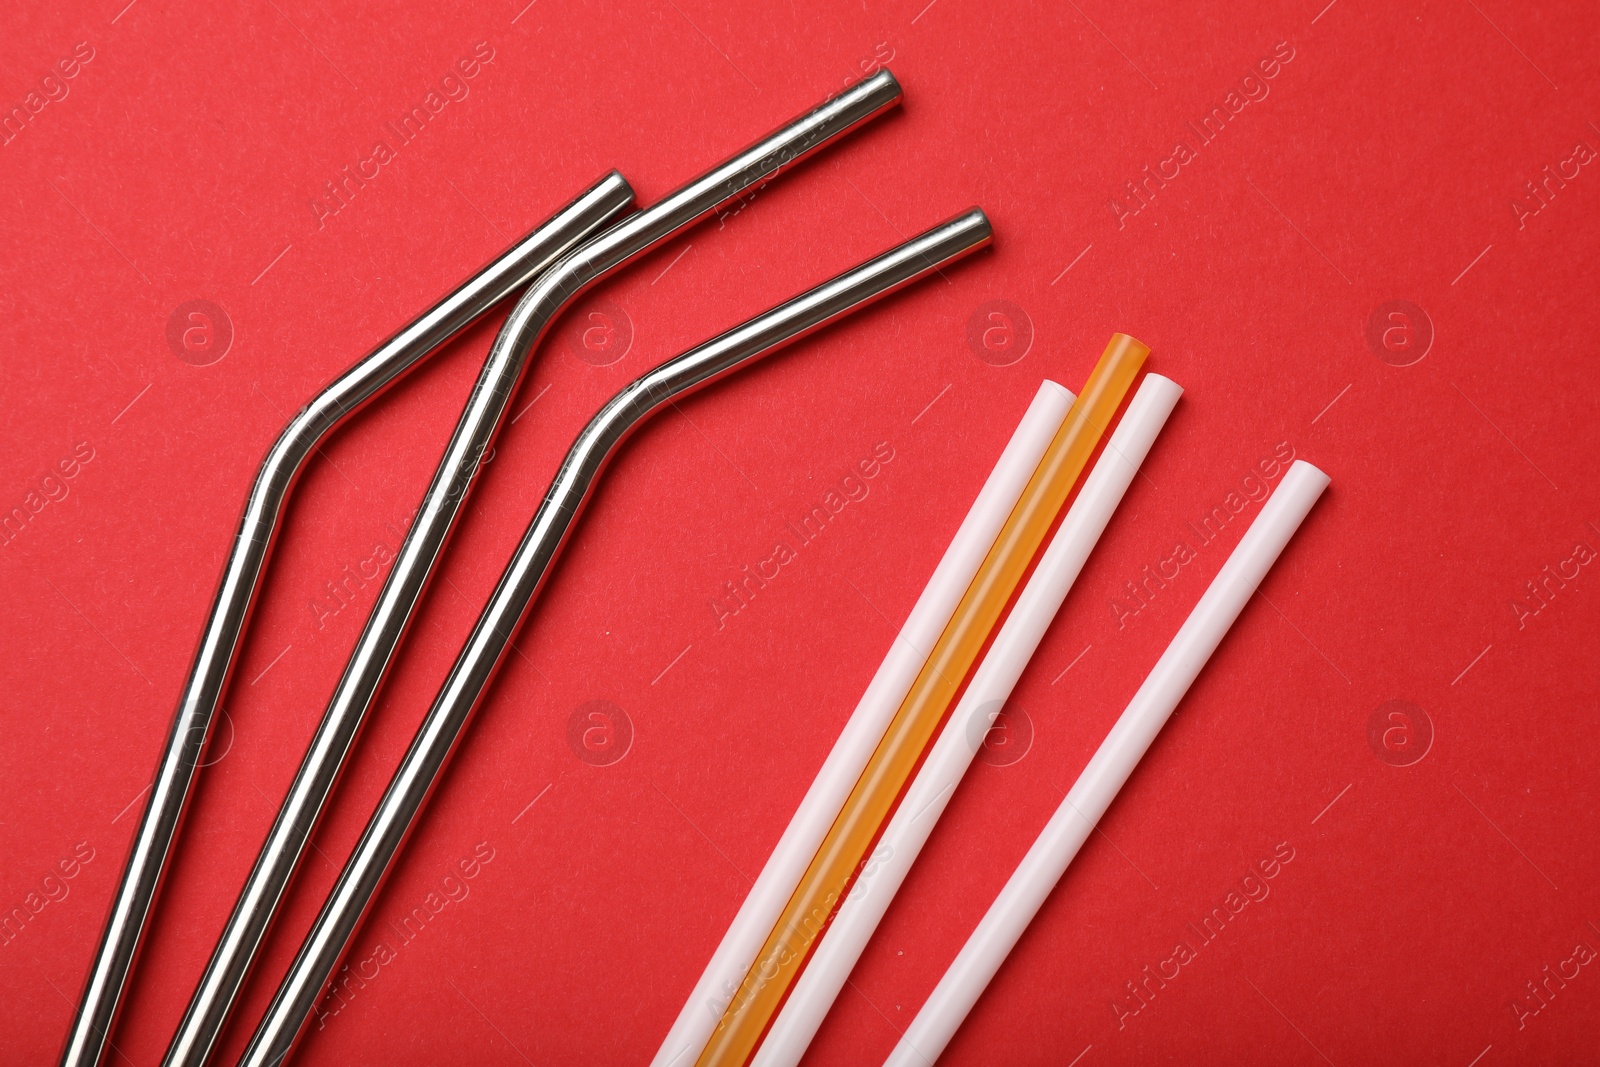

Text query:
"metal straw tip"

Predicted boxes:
[[953, 207, 994, 244], [862, 67, 903, 103], [595, 169, 636, 203]]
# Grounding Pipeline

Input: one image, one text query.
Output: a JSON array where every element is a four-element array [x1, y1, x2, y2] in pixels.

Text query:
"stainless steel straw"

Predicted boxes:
[[61, 174, 636, 1067], [239, 206, 993, 1067], [160, 71, 905, 1067]]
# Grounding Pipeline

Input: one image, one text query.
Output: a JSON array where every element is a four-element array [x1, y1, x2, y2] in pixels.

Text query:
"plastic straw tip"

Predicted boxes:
[[1107, 332, 1152, 362], [1286, 459, 1332, 493]]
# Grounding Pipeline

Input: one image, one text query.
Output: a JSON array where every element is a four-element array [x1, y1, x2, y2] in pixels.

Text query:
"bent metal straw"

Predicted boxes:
[[696, 333, 1149, 1067], [755, 373, 1184, 1067], [652, 378, 1076, 1067], [238, 208, 994, 1067], [887, 460, 1331, 1067], [160, 70, 904, 1067], [60, 173, 635, 1067]]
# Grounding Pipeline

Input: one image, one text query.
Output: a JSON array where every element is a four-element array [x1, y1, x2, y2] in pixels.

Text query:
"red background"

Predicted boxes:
[[2, 1, 1597, 1064]]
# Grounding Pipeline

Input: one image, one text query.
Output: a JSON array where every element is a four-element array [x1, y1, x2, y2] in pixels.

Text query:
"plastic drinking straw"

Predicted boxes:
[[162, 69, 904, 1067], [754, 373, 1183, 1067], [696, 333, 1149, 1067], [652, 380, 1074, 1067], [237, 209, 995, 1067], [886, 459, 1330, 1067]]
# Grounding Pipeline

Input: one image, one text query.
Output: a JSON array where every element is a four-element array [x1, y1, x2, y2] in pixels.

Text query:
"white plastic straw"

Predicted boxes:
[[753, 374, 1183, 1067], [651, 380, 1076, 1067], [886, 459, 1330, 1067]]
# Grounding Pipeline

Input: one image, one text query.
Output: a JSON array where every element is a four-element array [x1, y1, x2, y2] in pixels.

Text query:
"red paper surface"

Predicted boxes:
[[2, 1, 1597, 1064]]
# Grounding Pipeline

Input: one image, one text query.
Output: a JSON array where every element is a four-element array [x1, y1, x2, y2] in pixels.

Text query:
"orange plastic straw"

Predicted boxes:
[[695, 333, 1149, 1067]]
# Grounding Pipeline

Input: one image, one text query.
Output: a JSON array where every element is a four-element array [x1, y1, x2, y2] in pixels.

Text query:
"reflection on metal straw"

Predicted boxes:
[[241, 207, 992, 1067], [61, 174, 636, 1067], [161, 177, 630, 1067], [164, 70, 903, 1067]]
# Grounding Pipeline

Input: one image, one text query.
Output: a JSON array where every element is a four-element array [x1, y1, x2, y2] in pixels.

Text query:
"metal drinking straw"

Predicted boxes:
[[238, 206, 992, 1067], [60, 173, 637, 1067], [158, 71, 905, 1067]]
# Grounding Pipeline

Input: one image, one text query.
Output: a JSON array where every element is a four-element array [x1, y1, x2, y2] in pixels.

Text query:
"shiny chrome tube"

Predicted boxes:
[[59, 174, 636, 1067], [239, 206, 993, 1067], [162, 191, 640, 1067], [162, 71, 903, 1067]]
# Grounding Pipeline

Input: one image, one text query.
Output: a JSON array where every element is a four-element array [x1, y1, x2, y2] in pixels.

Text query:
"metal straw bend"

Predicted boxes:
[[61, 173, 636, 1067], [237, 205, 991, 1067], [166, 71, 904, 1067]]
